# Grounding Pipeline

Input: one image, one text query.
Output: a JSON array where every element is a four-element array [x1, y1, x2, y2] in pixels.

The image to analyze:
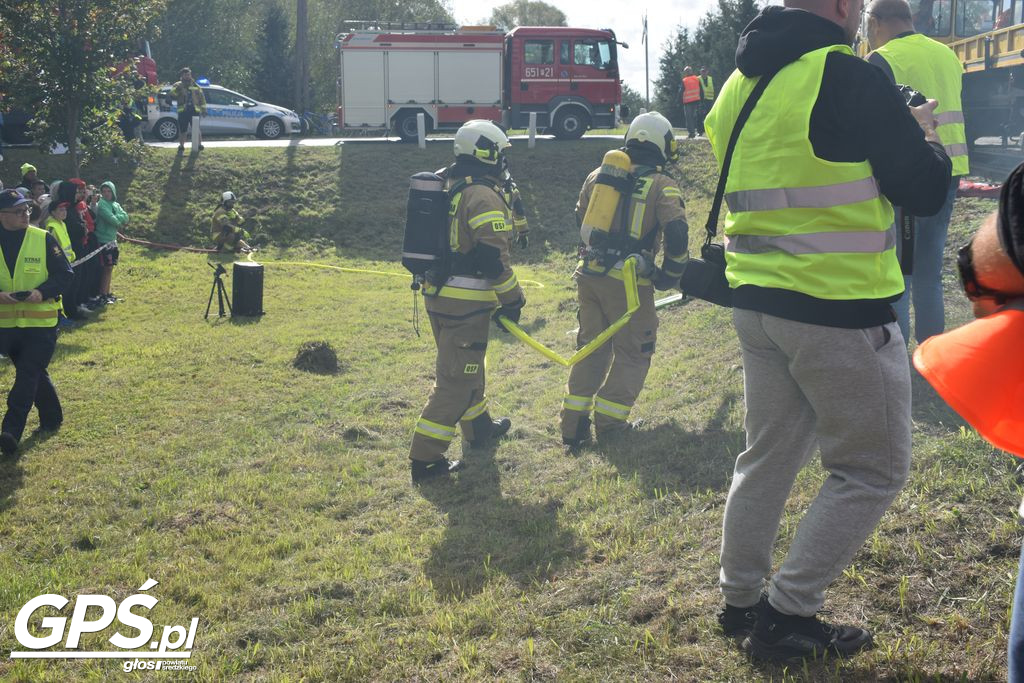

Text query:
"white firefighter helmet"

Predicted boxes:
[[625, 111, 678, 163], [222, 191, 237, 204], [453, 120, 510, 165]]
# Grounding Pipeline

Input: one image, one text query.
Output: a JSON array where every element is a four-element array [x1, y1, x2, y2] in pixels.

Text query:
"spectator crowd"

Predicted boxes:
[[0, 163, 127, 326]]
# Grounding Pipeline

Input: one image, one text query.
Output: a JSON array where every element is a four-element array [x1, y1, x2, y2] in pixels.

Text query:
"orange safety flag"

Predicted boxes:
[[682, 75, 701, 104], [913, 303, 1024, 457]]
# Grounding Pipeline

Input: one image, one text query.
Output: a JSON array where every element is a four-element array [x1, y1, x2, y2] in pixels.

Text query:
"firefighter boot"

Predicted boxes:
[[411, 458, 464, 484], [562, 415, 592, 450], [467, 413, 512, 449]]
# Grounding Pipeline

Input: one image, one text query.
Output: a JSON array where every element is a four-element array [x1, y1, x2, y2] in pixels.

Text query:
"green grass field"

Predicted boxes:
[[0, 143, 1017, 681]]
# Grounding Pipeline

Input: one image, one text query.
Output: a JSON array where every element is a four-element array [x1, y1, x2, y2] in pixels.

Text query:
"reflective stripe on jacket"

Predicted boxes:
[[0, 226, 61, 328], [423, 179, 523, 309], [704, 44, 902, 301], [873, 33, 969, 176]]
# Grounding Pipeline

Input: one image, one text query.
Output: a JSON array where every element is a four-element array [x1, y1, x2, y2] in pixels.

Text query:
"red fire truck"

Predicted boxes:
[[336, 22, 626, 140]]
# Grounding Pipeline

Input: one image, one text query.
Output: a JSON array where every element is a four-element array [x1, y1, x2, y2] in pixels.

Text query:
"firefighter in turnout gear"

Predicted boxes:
[[560, 112, 690, 447], [409, 120, 525, 483]]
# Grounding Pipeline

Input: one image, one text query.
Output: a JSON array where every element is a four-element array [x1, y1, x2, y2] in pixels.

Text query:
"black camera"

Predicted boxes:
[[679, 242, 733, 307], [897, 84, 927, 107]]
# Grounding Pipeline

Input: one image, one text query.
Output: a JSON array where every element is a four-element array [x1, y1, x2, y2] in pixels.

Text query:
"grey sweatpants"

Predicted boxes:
[[719, 309, 912, 617]]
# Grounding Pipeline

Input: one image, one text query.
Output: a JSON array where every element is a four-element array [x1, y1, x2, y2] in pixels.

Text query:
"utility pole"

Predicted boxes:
[[295, 0, 308, 113], [643, 12, 649, 109]]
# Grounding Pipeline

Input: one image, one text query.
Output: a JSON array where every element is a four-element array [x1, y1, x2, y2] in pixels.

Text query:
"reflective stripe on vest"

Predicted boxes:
[[725, 177, 881, 213], [873, 33, 969, 176], [0, 226, 60, 328], [726, 228, 897, 255], [682, 76, 701, 103], [702, 75, 715, 100], [704, 44, 903, 301]]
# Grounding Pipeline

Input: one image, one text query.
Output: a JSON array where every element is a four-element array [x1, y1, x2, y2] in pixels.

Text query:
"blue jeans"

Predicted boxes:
[[894, 175, 959, 344], [1010, 536, 1024, 681]]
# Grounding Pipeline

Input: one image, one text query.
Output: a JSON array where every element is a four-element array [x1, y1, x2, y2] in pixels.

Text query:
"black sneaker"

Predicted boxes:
[[719, 594, 767, 637], [411, 458, 463, 483], [742, 603, 873, 662], [0, 432, 18, 456]]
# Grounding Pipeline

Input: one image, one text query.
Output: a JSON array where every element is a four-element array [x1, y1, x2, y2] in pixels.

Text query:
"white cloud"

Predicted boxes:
[[448, 0, 721, 97]]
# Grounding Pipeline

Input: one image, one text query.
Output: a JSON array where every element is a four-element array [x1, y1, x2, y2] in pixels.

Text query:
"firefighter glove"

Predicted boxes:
[[516, 232, 529, 249], [493, 298, 525, 333], [629, 252, 656, 279]]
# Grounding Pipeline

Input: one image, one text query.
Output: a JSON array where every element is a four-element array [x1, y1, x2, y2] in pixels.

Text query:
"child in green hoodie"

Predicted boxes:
[[95, 181, 129, 303]]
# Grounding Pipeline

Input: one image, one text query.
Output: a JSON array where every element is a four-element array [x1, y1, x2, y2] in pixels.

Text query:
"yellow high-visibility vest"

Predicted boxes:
[[45, 217, 76, 262], [704, 44, 903, 301], [701, 75, 715, 100], [873, 33, 969, 176], [0, 226, 61, 328]]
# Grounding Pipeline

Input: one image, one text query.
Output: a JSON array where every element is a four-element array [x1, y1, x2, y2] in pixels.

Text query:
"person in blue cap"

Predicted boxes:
[[0, 189, 73, 455]]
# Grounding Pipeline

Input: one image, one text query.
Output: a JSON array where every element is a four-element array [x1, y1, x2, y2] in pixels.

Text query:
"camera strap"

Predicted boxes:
[[704, 69, 778, 247]]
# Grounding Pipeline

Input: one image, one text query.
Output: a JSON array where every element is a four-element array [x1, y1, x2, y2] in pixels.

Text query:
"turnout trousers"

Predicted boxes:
[[560, 273, 658, 440], [719, 309, 911, 616], [409, 311, 492, 462], [0, 327, 62, 441]]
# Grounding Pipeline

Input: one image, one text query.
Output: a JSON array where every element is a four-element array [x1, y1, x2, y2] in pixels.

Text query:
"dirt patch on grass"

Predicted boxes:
[[293, 341, 341, 375]]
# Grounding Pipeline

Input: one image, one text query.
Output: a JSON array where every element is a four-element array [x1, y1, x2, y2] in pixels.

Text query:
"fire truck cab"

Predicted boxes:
[[336, 22, 624, 140]]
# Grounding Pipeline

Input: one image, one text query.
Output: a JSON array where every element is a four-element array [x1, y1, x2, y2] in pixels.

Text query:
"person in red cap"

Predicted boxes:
[[0, 189, 73, 455]]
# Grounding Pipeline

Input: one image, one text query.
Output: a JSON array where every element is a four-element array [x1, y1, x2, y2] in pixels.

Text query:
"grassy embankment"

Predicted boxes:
[[0, 142, 1017, 681]]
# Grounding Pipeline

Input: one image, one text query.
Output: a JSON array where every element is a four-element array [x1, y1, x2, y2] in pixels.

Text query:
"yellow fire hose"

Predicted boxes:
[[245, 255, 665, 368], [241, 254, 545, 288], [497, 257, 641, 368]]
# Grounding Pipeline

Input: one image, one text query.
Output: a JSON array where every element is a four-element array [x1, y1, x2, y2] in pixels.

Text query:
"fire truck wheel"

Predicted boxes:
[[395, 112, 428, 142], [552, 109, 589, 140]]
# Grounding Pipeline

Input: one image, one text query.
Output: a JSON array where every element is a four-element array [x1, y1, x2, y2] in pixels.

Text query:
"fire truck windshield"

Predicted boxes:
[[573, 39, 615, 70]]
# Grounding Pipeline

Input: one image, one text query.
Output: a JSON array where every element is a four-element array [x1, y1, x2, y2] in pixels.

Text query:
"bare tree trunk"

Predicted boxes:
[[68, 101, 81, 177], [294, 0, 308, 113]]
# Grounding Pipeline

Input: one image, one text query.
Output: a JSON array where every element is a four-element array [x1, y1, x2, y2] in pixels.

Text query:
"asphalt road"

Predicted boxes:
[[144, 133, 630, 148]]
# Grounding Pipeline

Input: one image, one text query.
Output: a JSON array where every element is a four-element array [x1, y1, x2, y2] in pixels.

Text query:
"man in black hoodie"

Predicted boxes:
[[706, 0, 951, 663]]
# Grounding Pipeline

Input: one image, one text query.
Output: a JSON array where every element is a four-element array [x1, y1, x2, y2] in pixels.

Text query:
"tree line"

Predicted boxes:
[[0, 0, 761, 172]]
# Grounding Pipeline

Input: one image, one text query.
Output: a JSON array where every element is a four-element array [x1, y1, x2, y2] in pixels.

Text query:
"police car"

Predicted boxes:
[[143, 83, 302, 141]]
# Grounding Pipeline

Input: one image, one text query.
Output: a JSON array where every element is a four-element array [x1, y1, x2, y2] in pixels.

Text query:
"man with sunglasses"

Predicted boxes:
[[941, 163, 1024, 677], [0, 189, 73, 456]]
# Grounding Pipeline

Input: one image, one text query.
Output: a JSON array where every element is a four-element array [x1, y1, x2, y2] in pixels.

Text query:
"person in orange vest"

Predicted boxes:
[[680, 66, 704, 139], [912, 162, 1024, 676]]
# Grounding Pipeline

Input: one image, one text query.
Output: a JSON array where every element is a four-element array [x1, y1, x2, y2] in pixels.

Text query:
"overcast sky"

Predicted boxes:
[[448, 0, 724, 97]]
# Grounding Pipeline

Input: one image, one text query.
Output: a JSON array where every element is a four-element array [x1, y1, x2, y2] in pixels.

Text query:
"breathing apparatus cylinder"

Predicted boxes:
[[580, 149, 632, 247], [402, 172, 449, 288]]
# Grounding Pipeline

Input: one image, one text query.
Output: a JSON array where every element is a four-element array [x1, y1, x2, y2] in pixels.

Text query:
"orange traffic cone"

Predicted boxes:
[[913, 304, 1024, 457]]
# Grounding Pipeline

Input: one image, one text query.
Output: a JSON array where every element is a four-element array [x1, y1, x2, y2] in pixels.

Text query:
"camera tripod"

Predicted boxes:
[[205, 262, 232, 319]]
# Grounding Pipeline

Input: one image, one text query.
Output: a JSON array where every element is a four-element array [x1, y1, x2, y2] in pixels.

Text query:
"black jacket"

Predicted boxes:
[[729, 7, 952, 328]]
